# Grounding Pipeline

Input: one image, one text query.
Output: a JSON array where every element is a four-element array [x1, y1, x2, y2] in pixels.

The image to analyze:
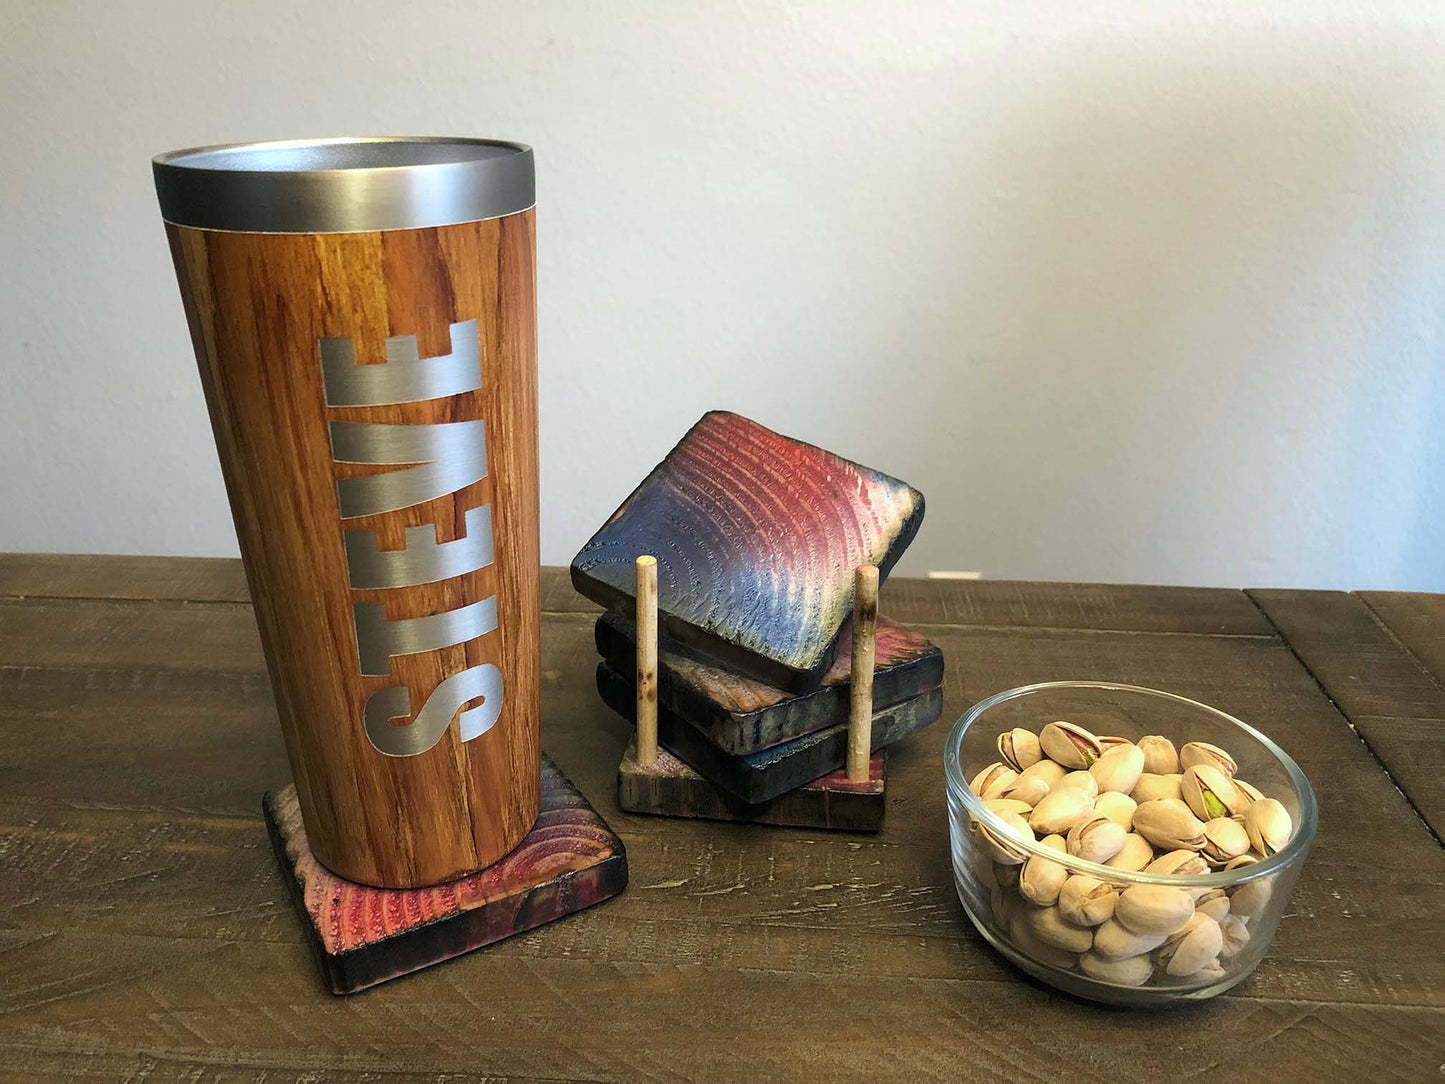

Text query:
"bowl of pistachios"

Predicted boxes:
[[944, 681, 1317, 1007]]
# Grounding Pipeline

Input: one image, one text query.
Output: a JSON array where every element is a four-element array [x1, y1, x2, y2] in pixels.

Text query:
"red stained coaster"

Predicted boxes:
[[264, 755, 628, 994]]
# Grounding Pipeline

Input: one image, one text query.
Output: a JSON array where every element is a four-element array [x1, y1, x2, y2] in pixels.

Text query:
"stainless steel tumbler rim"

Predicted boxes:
[[153, 137, 534, 234]]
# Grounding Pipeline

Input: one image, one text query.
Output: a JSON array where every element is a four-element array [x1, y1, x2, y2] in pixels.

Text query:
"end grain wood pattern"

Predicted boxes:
[[167, 213, 540, 888], [618, 740, 886, 831], [595, 610, 943, 754], [570, 411, 924, 691], [265, 755, 627, 995], [597, 661, 941, 803]]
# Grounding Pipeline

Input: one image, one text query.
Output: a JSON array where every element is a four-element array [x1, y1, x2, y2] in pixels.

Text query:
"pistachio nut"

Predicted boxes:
[[1093, 791, 1138, 831], [1233, 778, 1265, 805], [969, 838, 998, 888], [984, 797, 1035, 818], [1196, 958, 1227, 982], [1008, 909, 1079, 970], [1028, 787, 1095, 836], [1226, 872, 1273, 918], [1137, 734, 1180, 775], [1056, 770, 1100, 798], [1132, 798, 1206, 851], [1104, 832, 1155, 872], [1018, 759, 1068, 789], [1218, 914, 1251, 958], [1244, 798, 1293, 856], [1181, 764, 1246, 820], [991, 885, 1016, 926], [1145, 848, 1212, 877], [997, 727, 1043, 772], [1039, 721, 1103, 770], [1115, 884, 1195, 936], [1130, 772, 1184, 804], [1066, 816, 1128, 864], [979, 809, 1034, 865], [1096, 735, 1135, 753], [1089, 743, 1145, 796], [1001, 774, 1052, 807], [1155, 912, 1223, 977], [1195, 889, 1231, 923], [1092, 917, 1168, 960], [1018, 834, 1070, 906], [1026, 903, 1095, 953], [994, 861, 1021, 889], [970, 761, 1020, 800], [1078, 950, 1154, 986], [1222, 853, 1259, 872], [1201, 816, 1250, 866], [1179, 740, 1237, 777], [1057, 875, 1118, 926]]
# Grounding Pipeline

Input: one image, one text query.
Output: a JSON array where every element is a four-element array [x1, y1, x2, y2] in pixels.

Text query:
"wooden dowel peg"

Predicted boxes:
[[635, 555, 659, 767], [847, 564, 880, 782]]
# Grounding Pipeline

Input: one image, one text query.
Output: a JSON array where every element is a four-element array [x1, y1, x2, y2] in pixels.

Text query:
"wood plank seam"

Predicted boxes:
[[1357, 593, 1445, 701], [1246, 589, 1445, 850]]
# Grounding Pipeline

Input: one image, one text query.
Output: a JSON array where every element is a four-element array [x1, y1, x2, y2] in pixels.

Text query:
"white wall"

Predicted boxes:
[[3, 2, 1442, 589]]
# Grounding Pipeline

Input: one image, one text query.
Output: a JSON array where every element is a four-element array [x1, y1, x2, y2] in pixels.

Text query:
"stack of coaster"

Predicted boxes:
[[571, 411, 945, 831]]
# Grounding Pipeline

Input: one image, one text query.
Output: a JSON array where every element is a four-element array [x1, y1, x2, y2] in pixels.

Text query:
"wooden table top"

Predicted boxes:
[[2, 555, 1442, 1080]]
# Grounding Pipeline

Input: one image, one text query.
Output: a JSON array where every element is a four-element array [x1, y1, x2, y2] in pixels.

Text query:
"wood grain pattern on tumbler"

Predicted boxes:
[[157, 139, 540, 889]]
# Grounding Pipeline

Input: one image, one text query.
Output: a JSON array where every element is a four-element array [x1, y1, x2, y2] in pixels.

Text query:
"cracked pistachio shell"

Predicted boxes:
[[1057, 875, 1118, 926], [1026, 903, 1095, 953], [1078, 950, 1154, 986], [1244, 798, 1293, 856], [1019, 834, 1070, 906], [1130, 773, 1184, 804], [1233, 778, 1265, 805], [1226, 871, 1273, 918], [1104, 832, 1155, 872], [1096, 735, 1135, 753], [969, 839, 998, 887], [1156, 912, 1224, 977], [997, 728, 1043, 772], [1028, 787, 1096, 836], [1180, 740, 1238, 777], [1090, 744, 1145, 796], [1094, 791, 1138, 831], [970, 762, 1019, 800], [984, 797, 1035, 818], [990, 885, 1016, 926], [1093, 917, 1168, 960], [1137, 735, 1180, 775], [1132, 798, 1206, 851], [1019, 759, 1069, 788], [1219, 914, 1251, 958], [1039, 721, 1103, 770], [1067, 816, 1128, 864], [1001, 774, 1052, 807], [1148, 848, 1211, 877], [1116, 884, 1196, 935], [1056, 770, 1100, 798], [979, 810, 1034, 865], [1201, 816, 1251, 866], [994, 861, 1021, 889], [1008, 910, 1079, 970], [1181, 764, 1247, 820], [1195, 889, 1231, 923]]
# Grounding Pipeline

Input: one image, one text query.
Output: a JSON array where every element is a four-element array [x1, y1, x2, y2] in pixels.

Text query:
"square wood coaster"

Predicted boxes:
[[596, 608, 944, 755], [263, 755, 628, 995], [597, 661, 941, 804], [570, 411, 924, 691], [619, 739, 888, 831]]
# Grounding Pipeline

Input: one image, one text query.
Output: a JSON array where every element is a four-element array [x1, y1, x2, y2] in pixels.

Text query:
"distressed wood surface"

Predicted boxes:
[[618, 741, 887, 832], [596, 609, 944, 754], [1360, 591, 1445, 687], [266, 755, 627, 994], [570, 411, 924, 690], [1251, 589, 1445, 838], [166, 211, 541, 888], [1, 556, 1443, 1081], [596, 662, 942, 803]]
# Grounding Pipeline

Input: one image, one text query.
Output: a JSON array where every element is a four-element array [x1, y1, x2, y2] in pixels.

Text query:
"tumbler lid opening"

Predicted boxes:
[[154, 137, 534, 234]]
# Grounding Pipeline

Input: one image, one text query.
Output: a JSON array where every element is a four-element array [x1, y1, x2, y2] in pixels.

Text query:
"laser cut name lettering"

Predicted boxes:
[[319, 320, 502, 757]]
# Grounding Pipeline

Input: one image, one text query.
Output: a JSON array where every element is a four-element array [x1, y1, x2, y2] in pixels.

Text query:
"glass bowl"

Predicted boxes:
[[944, 681, 1317, 1007]]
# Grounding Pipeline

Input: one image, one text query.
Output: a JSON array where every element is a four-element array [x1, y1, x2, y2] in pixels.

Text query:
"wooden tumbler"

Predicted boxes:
[[155, 138, 540, 887]]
